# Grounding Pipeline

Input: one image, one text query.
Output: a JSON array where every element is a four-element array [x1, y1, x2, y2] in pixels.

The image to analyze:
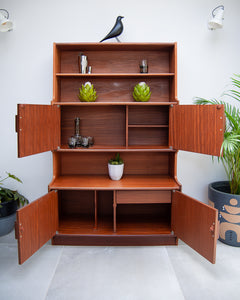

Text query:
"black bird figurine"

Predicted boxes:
[[100, 16, 124, 43]]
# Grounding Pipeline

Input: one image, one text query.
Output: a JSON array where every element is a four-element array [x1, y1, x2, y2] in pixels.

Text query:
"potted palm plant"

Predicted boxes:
[[108, 153, 124, 181], [194, 74, 240, 246], [0, 172, 28, 236]]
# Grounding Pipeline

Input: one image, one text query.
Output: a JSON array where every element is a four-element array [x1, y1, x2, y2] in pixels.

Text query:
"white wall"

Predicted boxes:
[[0, 0, 240, 203]]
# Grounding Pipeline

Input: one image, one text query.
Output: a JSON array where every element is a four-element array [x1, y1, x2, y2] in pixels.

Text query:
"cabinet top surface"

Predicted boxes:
[[54, 42, 177, 51]]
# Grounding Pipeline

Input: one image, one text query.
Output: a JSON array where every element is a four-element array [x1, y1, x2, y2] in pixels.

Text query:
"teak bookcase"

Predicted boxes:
[[15, 43, 225, 265]]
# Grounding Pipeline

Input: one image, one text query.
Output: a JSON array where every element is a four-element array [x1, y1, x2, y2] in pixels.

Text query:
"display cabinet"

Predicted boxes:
[[15, 43, 225, 264]]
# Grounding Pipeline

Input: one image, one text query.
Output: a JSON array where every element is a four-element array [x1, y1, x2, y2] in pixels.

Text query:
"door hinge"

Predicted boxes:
[[15, 222, 24, 239], [209, 222, 215, 237], [19, 223, 24, 239]]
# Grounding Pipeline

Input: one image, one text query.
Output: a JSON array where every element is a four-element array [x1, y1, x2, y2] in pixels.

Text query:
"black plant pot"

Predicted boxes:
[[0, 213, 16, 236], [208, 181, 240, 247], [0, 199, 18, 218], [0, 200, 18, 237]]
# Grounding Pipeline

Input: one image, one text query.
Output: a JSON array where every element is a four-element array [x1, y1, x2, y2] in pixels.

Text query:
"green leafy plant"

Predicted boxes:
[[0, 172, 29, 208], [133, 82, 151, 102], [108, 153, 124, 165], [194, 74, 240, 194], [78, 82, 97, 102]]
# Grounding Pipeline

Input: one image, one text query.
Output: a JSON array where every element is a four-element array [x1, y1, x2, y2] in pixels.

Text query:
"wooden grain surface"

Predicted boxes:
[[169, 104, 225, 156], [16, 191, 58, 264], [59, 76, 171, 102], [172, 191, 218, 264], [61, 105, 125, 146], [59, 47, 173, 73], [52, 233, 178, 246], [17, 104, 60, 157], [58, 152, 171, 175], [49, 175, 181, 190], [116, 190, 171, 204]]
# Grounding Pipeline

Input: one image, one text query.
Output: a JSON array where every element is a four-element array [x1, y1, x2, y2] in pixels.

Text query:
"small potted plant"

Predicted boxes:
[[0, 172, 28, 236], [194, 74, 240, 246], [108, 153, 124, 181]]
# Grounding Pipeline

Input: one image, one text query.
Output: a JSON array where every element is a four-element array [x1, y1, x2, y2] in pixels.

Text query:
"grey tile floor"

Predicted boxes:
[[0, 231, 240, 300]]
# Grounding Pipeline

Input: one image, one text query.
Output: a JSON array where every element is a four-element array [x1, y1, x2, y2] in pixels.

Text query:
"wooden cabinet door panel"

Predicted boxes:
[[172, 191, 218, 264], [169, 105, 225, 156], [17, 104, 60, 157], [16, 191, 58, 264]]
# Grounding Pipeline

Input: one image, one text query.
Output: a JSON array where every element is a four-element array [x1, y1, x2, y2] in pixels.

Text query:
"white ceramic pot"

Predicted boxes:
[[108, 163, 124, 181]]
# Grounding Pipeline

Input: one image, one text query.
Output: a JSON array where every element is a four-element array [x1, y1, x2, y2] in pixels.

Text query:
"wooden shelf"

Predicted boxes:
[[56, 145, 176, 152], [58, 215, 96, 234], [52, 101, 178, 106], [49, 175, 181, 190], [116, 215, 171, 235], [128, 125, 169, 128], [58, 215, 171, 235], [56, 73, 175, 77]]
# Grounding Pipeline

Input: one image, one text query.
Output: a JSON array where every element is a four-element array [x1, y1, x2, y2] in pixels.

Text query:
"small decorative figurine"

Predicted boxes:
[[78, 82, 97, 102], [78, 53, 88, 74], [100, 16, 124, 43], [74, 117, 82, 146], [140, 60, 148, 73], [133, 82, 151, 102]]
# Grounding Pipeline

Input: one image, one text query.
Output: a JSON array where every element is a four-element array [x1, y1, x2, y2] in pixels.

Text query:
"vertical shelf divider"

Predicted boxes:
[[113, 190, 117, 233], [126, 105, 129, 148], [94, 190, 97, 230]]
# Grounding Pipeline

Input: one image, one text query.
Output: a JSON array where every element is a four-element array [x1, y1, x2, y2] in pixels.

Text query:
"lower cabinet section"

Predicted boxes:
[[16, 189, 218, 264], [54, 190, 176, 246]]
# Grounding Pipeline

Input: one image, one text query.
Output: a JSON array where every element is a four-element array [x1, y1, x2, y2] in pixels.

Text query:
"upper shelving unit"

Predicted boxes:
[[52, 42, 177, 104]]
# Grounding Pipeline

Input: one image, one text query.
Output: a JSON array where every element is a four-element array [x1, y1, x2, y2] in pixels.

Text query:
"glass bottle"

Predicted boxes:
[[74, 117, 82, 146]]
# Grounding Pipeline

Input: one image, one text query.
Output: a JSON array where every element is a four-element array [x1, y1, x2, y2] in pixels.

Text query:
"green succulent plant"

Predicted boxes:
[[108, 153, 124, 165], [78, 82, 97, 102], [133, 82, 151, 102]]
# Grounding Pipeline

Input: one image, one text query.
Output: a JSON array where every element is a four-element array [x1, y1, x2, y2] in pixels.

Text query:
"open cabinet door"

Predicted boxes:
[[172, 191, 218, 264], [16, 104, 60, 157], [16, 191, 58, 264], [169, 105, 225, 156]]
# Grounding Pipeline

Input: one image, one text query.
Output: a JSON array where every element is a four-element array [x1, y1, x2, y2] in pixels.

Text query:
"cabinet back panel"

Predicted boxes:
[[60, 50, 171, 73], [59, 190, 94, 216], [128, 106, 169, 125], [60, 152, 170, 175], [61, 106, 125, 146], [59, 77, 170, 102], [128, 128, 169, 146], [97, 191, 114, 216], [117, 203, 171, 217]]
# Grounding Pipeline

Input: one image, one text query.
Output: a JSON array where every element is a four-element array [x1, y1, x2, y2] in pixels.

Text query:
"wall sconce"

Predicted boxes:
[[208, 5, 224, 30], [0, 9, 13, 32]]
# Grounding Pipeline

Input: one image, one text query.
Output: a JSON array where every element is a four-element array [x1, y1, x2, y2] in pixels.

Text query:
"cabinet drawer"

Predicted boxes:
[[116, 190, 171, 204]]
